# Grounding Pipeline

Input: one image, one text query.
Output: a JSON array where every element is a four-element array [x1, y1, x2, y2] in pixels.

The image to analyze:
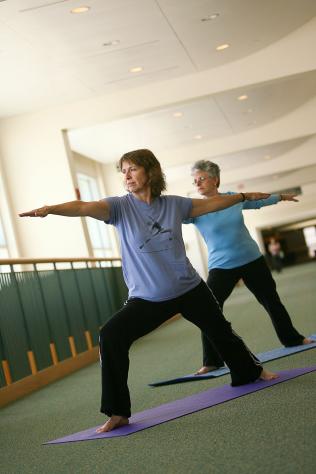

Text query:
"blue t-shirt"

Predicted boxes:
[[103, 193, 201, 301], [185, 192, 280, 270]]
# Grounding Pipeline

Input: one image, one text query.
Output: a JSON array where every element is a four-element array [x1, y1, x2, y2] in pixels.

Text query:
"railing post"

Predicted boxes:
[[85, 261, 103, 327], [70, 262, 92, 350], [34, 263, 58, 365], [9, 264, 38, 375], [0, 327, 12, 385], [99, 260, 117, 323], [53, 262, 77, 357]]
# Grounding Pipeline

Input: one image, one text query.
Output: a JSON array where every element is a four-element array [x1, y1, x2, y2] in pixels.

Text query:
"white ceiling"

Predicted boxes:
[[1, 0, 316, 197], [68, 70, 316, 162], [1, 0, 316, 116]]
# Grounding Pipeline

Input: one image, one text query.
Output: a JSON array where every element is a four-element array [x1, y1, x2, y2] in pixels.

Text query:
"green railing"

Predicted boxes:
[[0, 257, 127, 388]]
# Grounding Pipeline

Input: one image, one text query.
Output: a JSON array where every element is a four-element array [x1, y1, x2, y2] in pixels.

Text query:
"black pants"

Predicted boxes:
[[99, 280, 262, 418], [201, 256, 304, 367], [270, 255, 283, 273]]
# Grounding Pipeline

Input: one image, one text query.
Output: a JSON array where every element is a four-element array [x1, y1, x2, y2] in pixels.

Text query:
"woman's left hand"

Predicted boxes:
[[279, 194, 299, 202]]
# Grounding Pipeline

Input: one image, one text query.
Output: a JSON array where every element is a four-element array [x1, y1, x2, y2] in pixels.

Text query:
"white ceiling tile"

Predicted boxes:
[[1, 0, 316, 115]]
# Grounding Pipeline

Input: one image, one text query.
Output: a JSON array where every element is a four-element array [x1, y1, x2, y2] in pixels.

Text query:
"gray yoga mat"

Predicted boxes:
[[45, 365, 316, 444], [149, 334, 316, 387]]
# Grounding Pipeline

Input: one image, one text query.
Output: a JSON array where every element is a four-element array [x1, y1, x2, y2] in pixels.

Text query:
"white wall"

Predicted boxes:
[[0, 117, 88, 257]]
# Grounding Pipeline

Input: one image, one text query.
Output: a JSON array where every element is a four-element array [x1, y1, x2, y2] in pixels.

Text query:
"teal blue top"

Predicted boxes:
[[185, 192, 280, 270]]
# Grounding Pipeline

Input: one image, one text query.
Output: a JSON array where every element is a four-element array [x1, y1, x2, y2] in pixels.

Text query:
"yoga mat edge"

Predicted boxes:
[[149, 334, 316, 387], [44, 365, 316, 444]]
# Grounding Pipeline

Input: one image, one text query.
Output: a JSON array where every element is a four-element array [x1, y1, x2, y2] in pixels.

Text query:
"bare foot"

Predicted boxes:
[[195, 365, 220, 375], [96, 415, 129, 433], [259, 368, 278, 381], [302, 337, 314, 345]]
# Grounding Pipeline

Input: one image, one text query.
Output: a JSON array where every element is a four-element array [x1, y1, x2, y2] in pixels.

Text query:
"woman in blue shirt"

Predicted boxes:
[[187, 160, 312, 375], [20, 149, 277, 432]]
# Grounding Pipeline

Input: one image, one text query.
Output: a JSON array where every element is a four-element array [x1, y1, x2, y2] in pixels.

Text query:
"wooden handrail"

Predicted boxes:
[[0, 257, 122, 265]]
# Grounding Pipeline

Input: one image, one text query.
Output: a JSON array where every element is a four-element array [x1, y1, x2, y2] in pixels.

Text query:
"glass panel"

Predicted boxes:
[[77, 173, 112, 255], [0, 216, 9, 272], [303, 226, 316, 258], [0, 216, 6, 246]]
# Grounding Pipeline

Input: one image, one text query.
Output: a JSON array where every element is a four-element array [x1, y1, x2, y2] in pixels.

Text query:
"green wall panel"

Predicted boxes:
[[36, 271, 72, 361], [56, 271, 87, 354], [0, 273, 32, 382], [16, 272, 52, 371], [0, 264, 126, 384]]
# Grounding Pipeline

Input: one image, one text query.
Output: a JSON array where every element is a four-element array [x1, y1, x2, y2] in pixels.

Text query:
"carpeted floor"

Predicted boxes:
[[0, 262, 315, 474]]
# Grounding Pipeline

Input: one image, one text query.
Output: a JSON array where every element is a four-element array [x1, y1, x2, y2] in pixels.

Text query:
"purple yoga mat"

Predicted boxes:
[[45, 365, 316, 444]]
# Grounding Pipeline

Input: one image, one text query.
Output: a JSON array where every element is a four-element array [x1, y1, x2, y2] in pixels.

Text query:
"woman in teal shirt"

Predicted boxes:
[[187, 160, 312, 375]]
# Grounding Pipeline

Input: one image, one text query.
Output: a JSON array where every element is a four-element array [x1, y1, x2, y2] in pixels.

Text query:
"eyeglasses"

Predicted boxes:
[[192, 176, 209, 186]]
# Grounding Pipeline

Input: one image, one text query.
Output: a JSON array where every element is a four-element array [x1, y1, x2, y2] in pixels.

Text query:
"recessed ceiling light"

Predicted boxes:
[[129, 66, 143, 73], [173, 112, 183, 118], [237, 94, 248, 101], [103, 40, 120, 47], [216, 43, 230, 51], [201, 13, 219, 21], [194, 134, 202, 140], [70, 6, 90, 14]]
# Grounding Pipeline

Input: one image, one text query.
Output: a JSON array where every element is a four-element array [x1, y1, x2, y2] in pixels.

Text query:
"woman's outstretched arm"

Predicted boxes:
[[190, 192, 271, 218], [19, 200, 110, 221]]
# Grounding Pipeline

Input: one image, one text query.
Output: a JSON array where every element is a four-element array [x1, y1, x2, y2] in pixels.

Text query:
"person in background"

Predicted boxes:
[[185, 160, 313, 375], [20, 149, 277, 432], [268, 237, 284, 273]]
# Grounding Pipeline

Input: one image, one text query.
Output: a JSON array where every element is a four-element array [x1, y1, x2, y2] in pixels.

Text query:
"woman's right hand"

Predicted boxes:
[[19, 205, 50, 218]]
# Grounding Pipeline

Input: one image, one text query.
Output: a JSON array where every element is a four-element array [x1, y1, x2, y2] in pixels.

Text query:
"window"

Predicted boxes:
[[0, 215, 9, 273], [0, 216, 9, 258], [77, 173, 113, 257], [303, 226, 316, 258]]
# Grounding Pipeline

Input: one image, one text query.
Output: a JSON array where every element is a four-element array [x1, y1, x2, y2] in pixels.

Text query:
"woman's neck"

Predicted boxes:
[[203, 189, 219, 199], [132, 188, 153, 205]]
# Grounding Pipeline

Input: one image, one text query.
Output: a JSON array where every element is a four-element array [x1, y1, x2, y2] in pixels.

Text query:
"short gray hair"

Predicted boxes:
[[191, 160, 221, 179]]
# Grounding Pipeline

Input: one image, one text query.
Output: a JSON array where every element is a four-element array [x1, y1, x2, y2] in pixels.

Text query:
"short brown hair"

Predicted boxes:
[[118, 149, 166, 198]]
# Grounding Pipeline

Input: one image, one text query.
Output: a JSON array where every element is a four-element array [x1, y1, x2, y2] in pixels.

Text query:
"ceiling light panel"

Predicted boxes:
[[70, 6, 90, 14], [216, 43, 230, 51], [201, 13, 219, 22]]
